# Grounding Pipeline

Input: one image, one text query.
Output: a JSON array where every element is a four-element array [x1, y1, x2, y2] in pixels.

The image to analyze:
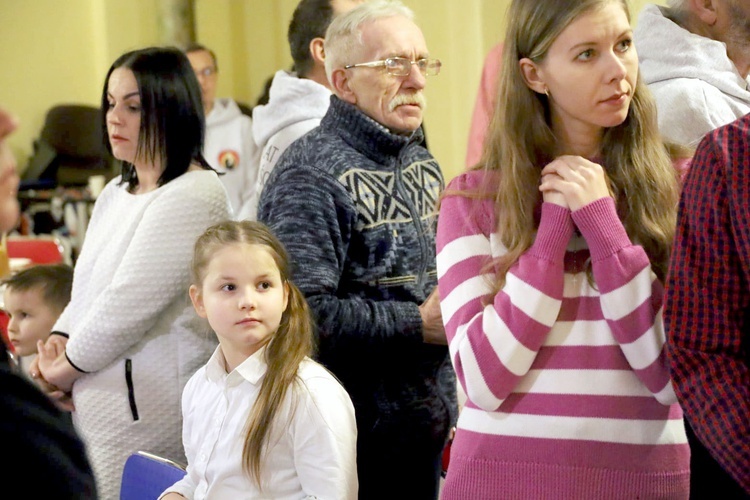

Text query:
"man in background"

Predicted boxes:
[[258, 2, 456, 498], [636, 2, 750, 494], [184, 43, 259, 218], [664, 111, 750, 498], [634, 0, 750, 147], [246, 0, 363, 220]]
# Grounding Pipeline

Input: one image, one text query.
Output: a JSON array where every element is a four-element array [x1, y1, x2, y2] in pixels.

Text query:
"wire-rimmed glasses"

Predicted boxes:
[[344, 57, 441, 77]]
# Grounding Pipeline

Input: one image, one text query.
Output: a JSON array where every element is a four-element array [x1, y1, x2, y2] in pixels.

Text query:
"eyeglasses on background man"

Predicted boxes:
[[345, 57, 441, 76]]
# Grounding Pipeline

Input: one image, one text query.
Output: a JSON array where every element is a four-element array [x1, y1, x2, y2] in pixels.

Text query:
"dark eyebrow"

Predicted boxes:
[[107, 91, 140, 100]]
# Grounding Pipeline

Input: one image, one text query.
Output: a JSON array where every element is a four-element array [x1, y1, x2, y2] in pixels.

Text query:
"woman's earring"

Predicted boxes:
[[543, 86, 550, 98]]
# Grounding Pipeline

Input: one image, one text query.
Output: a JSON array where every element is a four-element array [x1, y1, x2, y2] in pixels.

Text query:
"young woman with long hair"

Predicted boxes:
[[436, 0, 690, 497]]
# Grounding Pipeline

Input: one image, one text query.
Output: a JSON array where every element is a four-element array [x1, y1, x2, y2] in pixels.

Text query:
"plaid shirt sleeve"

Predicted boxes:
[[664, 114, 750, 494]]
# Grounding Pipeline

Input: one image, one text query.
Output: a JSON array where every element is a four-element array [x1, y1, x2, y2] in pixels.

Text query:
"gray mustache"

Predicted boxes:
[[389, 92, 426, 112]]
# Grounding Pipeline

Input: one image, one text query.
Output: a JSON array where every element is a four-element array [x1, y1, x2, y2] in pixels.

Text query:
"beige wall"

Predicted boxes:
[[0, 0, 665, 184]]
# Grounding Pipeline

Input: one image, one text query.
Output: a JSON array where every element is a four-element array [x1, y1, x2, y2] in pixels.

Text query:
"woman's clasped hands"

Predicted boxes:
[[539, 155, 611, 211], [29, 335, 79, 411]]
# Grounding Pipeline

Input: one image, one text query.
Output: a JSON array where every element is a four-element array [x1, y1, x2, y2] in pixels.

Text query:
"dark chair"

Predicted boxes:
[[120, 451, 187, 500], [22, 104, 116, 188]]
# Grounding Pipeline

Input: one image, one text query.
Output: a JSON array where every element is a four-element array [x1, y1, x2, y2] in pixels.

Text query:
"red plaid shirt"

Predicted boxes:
[[665, 113, 750, 493]]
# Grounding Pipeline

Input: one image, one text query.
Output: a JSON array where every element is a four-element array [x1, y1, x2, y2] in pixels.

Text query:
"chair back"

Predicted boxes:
[[6, 236, 65, 265], [120, 451, 187, 500], [23, 104, 115, 188]]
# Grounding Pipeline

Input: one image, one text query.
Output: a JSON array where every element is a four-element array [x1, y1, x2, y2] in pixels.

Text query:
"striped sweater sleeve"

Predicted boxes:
[[573, 197, 677, 405], [436, 172, 573, 411]]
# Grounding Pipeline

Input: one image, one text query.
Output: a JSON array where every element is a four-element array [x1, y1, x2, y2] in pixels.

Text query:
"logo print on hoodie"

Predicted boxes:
[[218, 150, 240, 171]]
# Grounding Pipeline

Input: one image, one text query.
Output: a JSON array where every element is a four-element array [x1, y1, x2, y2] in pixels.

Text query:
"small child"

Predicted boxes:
[[160, 220, 358, 499], [2, 263, 73, 377]]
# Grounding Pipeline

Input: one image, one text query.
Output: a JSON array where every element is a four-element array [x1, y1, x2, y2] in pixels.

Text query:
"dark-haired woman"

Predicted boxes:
[[33, 46, 230, 498]]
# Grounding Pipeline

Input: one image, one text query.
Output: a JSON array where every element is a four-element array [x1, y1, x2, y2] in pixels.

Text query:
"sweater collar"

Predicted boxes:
[[321, 95, 425, 164]]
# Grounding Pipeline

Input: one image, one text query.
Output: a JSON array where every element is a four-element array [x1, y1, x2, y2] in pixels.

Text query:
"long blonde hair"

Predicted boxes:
[[476, 0, 681, 288], [191, 220, 315, 489]]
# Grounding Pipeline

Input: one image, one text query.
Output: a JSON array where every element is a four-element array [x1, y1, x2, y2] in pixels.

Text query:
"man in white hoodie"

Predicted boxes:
[[634, 0, 750, 147], [185, 43, 259, 218], [245, 0, 363, 220]]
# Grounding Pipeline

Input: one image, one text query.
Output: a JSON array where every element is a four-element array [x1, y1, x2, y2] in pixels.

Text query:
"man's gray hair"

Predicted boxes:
[[324, 0, 414, 81], [666, 0, 687, 11]]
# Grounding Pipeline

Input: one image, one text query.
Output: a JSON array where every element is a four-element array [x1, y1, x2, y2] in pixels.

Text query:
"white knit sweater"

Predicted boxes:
[[54, 169, 230, 499]]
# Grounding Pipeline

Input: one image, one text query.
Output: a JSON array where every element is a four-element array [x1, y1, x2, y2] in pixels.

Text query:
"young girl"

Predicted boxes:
[[160, 220, 358, 499], [436, 0, 690, 498]]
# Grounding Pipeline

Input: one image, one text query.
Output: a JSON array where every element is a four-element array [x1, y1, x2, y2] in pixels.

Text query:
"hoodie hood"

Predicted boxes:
[[206, 98, 244, 127], [252, 70, 331, 147], [634, 4, 750, 98]]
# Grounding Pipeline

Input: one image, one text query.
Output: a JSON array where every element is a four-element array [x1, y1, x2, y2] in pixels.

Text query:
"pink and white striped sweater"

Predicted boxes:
[[436, 170, 689, 499]]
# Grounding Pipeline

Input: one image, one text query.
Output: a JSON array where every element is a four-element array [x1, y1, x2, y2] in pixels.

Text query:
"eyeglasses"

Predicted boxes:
[[344, 57, 441, 77], [194, 67, 217, 78]]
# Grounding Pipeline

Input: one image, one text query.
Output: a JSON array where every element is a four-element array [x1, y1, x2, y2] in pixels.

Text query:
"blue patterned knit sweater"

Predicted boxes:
[[258, 95, 457, 454]]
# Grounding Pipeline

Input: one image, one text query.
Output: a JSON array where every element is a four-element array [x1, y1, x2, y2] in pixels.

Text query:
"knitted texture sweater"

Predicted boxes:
[[436, 170, 689, 499], [55, 170, 230, 498], [258, 95, 457, 458]]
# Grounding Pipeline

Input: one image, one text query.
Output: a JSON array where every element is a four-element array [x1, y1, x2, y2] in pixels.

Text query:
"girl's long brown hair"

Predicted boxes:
[[191, 220, 315, 490]]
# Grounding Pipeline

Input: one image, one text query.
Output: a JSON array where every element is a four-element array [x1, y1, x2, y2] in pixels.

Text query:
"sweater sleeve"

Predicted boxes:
[[63, 176, 229, 372], [258, 162, 424, 354], [572, 197, 677, 405], [664, 126, 750, 492], [436, 172, 573, 411]]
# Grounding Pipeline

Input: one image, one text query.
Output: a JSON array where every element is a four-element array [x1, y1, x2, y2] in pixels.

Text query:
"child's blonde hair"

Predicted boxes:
[[191, 220, 315, 488]]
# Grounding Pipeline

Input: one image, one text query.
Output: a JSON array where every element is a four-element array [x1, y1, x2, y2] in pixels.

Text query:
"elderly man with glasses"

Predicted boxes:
[[258, 1, 456, 498]]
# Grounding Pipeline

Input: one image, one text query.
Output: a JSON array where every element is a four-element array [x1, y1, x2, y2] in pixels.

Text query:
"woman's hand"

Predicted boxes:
[[33, 335, 82, 393], [539, 172, 569, 208], [28, 346, 76, 412], [539, 155, 611, 211]]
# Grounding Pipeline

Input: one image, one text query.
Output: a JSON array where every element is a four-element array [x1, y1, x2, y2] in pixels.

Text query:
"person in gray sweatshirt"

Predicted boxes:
[[634, 0, 750, 148], [247, 0, 363, 220]]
